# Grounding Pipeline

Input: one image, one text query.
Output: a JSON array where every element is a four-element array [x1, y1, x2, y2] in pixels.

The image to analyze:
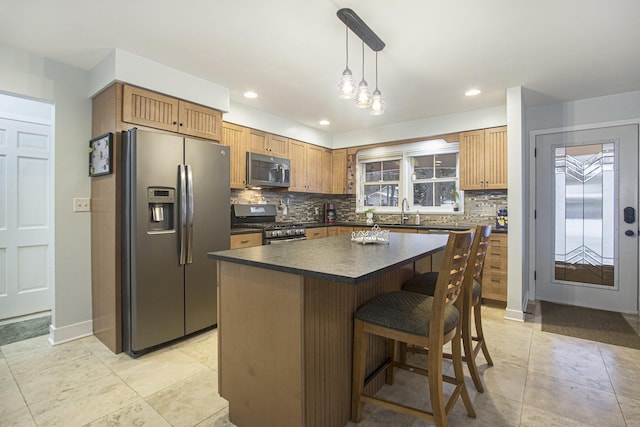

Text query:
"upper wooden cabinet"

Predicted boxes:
[[122, 85, 222, 141], [459, 126, 507, 190], [221, 122, 248, 189], [321, 148, 333, 194], [248, 128, 289, 157], [331, 149, 348, 194], [289, 139, 322, 192]]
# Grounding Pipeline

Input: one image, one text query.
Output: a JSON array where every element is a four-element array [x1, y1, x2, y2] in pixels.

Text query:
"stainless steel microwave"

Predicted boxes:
[[246, 152, 290, 188]]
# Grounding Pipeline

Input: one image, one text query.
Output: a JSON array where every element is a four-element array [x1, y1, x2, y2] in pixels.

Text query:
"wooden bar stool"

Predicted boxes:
[[403, 224, 494, 392], [351, 230, 476, 427]]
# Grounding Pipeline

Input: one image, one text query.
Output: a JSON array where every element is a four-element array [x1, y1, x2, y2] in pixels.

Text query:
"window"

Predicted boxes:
[[356, 139, 461, 214], [363, 159, 401, 207], [411, 153, 458, 208]]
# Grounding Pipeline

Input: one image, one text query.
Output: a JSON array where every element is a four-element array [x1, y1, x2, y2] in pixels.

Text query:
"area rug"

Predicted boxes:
[[540, 301, 640, 349], [0, 315, 51, 346]]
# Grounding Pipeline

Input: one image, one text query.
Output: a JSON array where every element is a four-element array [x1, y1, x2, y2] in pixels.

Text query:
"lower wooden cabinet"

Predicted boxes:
[[230, 233, 262, 249], [482, 233, 508, 302], [306, 228, 328, 240], [327, 226, 353, 236]]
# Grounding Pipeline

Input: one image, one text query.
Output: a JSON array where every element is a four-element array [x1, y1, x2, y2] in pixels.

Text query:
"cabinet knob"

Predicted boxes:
[[179, 122, 183, 127], [173, 121, 177, 125]]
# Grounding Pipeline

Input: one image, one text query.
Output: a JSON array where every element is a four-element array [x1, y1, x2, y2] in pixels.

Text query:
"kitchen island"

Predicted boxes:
[[208, 232, 448, 427]]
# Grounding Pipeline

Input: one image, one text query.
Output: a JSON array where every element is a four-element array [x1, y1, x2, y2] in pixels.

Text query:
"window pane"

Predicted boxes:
[[365, 162, 381, 182], [435, 181, 456, 206], [435, 153, 457, 178], [413, 156, 434, 179], [364, 184, 399, 207], [383, 160, 400, 181], [413, 182, 434, 207]]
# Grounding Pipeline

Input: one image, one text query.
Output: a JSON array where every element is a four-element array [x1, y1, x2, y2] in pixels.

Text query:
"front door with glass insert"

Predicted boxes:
[[535, 125, 639, 313]]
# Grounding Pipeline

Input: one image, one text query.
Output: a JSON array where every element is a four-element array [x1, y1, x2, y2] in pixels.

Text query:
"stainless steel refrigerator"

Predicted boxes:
[[122, 128, 229, 357]]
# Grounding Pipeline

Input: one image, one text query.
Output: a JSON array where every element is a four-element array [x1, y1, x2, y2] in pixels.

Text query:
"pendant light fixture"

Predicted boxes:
[[370, 51, 385, 115], [337, 26, 356, 99], [336, 8, 386, 114], [354, 41, 371, 108]]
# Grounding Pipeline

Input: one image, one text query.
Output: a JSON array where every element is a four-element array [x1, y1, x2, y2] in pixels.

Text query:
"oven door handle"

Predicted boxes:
[[268, 237, 306, 244]]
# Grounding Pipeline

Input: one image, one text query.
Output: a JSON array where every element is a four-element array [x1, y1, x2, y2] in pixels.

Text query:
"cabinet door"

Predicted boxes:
[[248, 128, 268, 154], [321, 148, 333, 194], [288, 139, 307, 191], [122, 85, 179, 133], [332, 149, 347, 194], [178, 100, 222, 141], [483, 126, 508, 189], [222, 122, 248, 188], [306, 144, 323, 193], [267, 134, 289, 157], [459, 129, 485, 190]]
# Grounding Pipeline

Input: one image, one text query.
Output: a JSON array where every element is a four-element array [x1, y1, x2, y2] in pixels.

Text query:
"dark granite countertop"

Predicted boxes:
[[209, 233, 448, 284], [231, 222, 507, 235], [292, 222, 507, 233]]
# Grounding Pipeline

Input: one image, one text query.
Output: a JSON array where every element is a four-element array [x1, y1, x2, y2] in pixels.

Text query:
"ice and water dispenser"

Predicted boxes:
[[147, 187, 175, 232]]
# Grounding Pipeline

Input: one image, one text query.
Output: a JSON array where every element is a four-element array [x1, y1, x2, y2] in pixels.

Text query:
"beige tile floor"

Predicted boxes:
[[1, 303, 639, 426]]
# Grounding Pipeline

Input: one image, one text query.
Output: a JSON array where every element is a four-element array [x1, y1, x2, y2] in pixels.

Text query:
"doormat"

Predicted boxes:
[[540, 301, 640, 349], [0, 315, 51, 346]]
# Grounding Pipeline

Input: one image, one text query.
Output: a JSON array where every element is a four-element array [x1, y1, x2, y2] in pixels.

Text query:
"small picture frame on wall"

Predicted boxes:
[[89, 132, 113, 177]]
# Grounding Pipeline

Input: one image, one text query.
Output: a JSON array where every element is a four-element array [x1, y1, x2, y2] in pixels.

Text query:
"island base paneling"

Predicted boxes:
[[217, 261, 415, 427]]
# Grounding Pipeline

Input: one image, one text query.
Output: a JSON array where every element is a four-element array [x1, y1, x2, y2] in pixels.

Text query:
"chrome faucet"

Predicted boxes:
[[401, 198, 410, 224]]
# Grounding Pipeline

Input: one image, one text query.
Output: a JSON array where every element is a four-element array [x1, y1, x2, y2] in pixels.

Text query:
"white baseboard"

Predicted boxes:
[[505, 308, 525, 322], [48, 319, 93, 346]]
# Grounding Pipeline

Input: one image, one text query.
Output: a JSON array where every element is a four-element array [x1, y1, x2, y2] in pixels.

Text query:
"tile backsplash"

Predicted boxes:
[[230, 189, 507, 226]]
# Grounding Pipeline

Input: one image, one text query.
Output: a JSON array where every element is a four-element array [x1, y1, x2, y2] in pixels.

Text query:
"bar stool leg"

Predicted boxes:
[[427, 344, 447, 427], [452, 326, 476, 418], [464, 299, 484, 392], [474, 302, 493, 366]]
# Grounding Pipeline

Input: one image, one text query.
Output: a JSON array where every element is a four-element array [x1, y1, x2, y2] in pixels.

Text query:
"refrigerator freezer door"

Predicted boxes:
[[123, 129, 185, 354], [184, 138, 230, 334]]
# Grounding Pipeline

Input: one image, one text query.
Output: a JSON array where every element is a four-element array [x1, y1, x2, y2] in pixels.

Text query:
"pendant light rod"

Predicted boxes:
[[337, 8, 385, 52]]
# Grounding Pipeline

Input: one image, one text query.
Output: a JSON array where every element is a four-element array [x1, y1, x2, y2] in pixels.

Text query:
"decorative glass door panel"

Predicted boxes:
[[554, 143, 614, 286]]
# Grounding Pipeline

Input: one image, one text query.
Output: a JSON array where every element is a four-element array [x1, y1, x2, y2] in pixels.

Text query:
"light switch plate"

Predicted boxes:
[[73, 197, 91, 212]]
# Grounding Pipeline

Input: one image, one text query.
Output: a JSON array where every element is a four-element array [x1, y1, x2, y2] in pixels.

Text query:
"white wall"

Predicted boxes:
[[0, 43, 93, 344], [332, 105, 506, 148], [506, 87, 525, 321], [225, 101, 332, 148]]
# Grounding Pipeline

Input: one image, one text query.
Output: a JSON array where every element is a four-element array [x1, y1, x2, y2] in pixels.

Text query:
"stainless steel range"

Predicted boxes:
[[231, 204, 307, 244]]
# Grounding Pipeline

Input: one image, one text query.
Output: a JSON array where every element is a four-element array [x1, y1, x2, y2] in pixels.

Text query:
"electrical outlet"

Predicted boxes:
[[73, 197, 91, 212]]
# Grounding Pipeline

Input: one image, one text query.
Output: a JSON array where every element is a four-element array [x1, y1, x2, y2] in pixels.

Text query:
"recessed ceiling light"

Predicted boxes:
[[319, 119, 330, 126], [243, 91, 258, 99], [465, 89, 481, 97]]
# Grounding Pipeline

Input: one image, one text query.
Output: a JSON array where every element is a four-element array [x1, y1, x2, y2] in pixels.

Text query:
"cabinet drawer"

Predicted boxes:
[[484, 257, 508, 272], [487, 234, 507, 249], [230, 233, 262, 249], [307, 228, 328, 239]]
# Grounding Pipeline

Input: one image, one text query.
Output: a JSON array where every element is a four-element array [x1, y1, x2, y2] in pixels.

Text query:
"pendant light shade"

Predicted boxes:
[[354, 42, 371, 108], [337, 26, 356, 99], [370, 52, 385, 115], [336, 8, 385, 114]]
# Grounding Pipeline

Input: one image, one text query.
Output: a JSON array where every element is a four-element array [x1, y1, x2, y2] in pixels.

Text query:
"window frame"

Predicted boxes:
[[356, 139, 463, 214]]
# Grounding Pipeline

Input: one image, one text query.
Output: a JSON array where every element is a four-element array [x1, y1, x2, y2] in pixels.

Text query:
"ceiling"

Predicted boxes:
[[2, 0, 639, 134]]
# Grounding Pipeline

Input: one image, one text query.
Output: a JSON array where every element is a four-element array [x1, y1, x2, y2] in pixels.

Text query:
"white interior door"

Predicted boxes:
[[0, 110, 53, 320], [535, 125, 639, 313]]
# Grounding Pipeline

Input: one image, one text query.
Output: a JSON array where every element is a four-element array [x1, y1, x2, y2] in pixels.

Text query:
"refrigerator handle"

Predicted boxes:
[[186, 164, 194, 264], [179, 164, 187, 265]]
